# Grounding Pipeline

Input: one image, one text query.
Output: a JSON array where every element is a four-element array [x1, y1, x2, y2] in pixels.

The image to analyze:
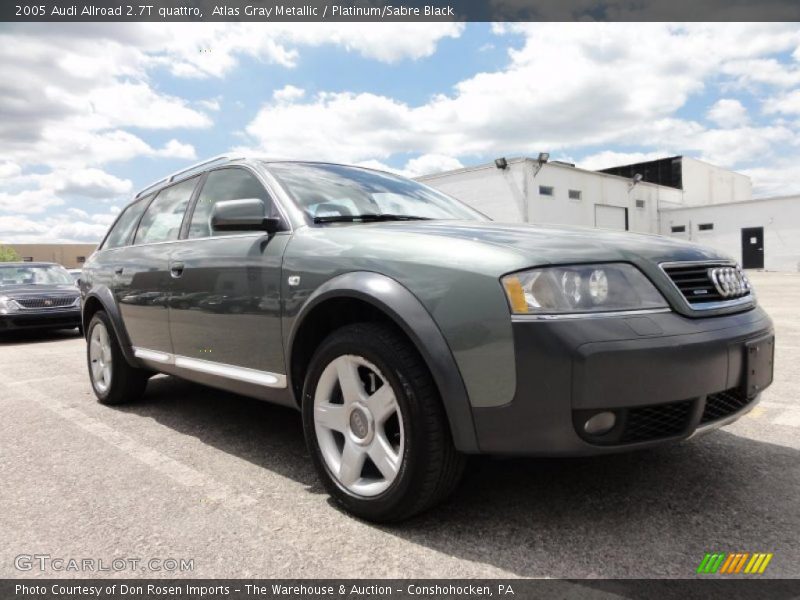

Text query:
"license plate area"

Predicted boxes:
[[744, 335, 774, 398]]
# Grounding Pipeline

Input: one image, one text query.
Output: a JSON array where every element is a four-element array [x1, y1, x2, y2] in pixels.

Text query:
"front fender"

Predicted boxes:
[[83, 286, 138, 368], [287, 272, 480, 453]]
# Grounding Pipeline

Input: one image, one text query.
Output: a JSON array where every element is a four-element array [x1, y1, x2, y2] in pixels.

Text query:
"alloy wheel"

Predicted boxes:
[[313, 354, 404, 497], [89, 322, 113, 393]]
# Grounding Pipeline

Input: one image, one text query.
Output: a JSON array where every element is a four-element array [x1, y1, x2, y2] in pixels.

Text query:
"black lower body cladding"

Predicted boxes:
[[0, 309, 81, 331], [472, 306, 774, 455]]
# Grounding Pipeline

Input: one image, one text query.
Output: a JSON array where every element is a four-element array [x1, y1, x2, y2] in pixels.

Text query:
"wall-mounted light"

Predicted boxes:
[[495, 157, 508, 170]]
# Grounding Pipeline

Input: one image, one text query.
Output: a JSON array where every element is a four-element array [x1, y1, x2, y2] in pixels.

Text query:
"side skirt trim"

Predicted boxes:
[[132, 347, 287, 388]]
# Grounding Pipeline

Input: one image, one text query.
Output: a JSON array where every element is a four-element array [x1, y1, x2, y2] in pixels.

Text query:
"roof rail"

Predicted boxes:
[[135, 154, 245, 198]]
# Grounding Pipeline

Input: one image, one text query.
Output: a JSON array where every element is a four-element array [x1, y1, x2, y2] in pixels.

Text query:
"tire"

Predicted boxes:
[[302, 322, 465, 522], [86, 311, 149, 405]]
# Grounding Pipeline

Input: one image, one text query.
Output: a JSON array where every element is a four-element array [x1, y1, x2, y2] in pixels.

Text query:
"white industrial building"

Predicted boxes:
[[418, 155, 800, 272]]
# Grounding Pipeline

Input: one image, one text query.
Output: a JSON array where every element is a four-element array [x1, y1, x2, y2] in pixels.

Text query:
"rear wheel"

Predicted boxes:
[[302, 322, 465, 522], [87, 311, 149, 405]]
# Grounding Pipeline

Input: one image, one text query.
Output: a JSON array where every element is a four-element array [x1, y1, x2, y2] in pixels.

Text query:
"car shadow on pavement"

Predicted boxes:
[[116, 374, 323, 490], [118, 376, 798, 578], [401, 433, 799, 578], [0, 329, 82, 345]]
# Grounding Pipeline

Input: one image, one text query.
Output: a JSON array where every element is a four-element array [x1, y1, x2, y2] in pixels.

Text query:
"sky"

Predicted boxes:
[[2, 22, 800, 243]]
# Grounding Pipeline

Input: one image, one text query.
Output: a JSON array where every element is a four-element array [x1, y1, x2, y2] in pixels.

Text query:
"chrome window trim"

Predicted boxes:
[[94, 231, 289, 252], [133, 347, 287, 388], [658, 260, 755, 312], [511, 307, 672, 322], [94, 159, 297, 256]]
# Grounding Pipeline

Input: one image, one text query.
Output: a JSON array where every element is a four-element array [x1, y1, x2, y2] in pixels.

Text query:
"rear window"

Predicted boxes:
[[103, 197, 149, 250], [134, 177, 199, 245]]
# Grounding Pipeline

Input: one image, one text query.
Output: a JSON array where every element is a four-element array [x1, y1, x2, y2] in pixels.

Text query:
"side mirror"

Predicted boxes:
[[210, 198, 286, 234]]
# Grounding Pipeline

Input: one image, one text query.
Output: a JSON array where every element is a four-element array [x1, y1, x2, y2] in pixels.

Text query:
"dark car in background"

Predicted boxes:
[[0, 262, 82, 333], [80, 156, 774, 522]]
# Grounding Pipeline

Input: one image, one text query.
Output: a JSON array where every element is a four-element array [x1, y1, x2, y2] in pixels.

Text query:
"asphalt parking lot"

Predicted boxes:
[[1, 271, 798, 579]]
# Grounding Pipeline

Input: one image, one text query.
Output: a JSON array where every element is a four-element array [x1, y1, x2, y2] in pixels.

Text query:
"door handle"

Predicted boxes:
[[114, 267, 124, 275], [170, 262, 185, 278]]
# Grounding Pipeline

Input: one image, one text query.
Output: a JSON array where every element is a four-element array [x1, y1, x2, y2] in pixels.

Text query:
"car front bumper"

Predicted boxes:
[[471, 306, 774, 455], [0, 308, 82, 331]]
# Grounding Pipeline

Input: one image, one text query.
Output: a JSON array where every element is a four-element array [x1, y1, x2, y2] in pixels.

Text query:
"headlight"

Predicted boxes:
[[72, 296, 81, 307], [501, 264, 668, 315], [0, 296, 20, 315]]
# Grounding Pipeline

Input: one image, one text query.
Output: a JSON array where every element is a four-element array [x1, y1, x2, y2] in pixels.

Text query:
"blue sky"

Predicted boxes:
[[1, 22, 800, 242]]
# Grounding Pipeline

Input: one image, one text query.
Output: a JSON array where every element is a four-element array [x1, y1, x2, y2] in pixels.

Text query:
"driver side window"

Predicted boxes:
[[188, 168, 275, 239]]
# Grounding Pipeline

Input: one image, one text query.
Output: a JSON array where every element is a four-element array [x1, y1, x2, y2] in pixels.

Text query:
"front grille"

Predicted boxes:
[[662, 263, 751, 306], [14, 296, 77, 309], [619, 400, 693, 443], [701, 388, 752, 424]]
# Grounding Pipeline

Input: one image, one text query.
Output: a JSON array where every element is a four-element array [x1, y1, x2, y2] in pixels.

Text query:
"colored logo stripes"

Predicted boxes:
[[697, 552, 773, 574]]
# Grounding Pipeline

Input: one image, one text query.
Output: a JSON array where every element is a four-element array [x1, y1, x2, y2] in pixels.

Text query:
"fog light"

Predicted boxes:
[[584, 411, 616, 435]]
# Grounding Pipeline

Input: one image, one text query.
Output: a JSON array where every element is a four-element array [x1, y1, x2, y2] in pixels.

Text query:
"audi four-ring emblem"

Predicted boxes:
[[708, 266, 750, 298]]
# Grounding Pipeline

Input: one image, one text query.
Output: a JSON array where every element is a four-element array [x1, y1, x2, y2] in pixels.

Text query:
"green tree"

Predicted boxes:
[[0, 245, 21, 262]]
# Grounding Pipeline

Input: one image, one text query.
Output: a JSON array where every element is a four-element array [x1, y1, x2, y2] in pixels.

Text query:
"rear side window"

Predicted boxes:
[[103, 197, 149, 249], [187, 168, 275, 239], [134, 177, 199, 245]]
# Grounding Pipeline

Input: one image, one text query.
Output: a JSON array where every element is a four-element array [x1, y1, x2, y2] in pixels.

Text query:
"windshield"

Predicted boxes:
[[264, 162, 486, 223], [0, 265, 74, 286]]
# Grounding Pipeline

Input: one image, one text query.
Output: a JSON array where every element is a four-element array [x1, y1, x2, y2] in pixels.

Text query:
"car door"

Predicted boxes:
[[167, 167, 289, 379], [118, 176, 201, 355], [85, 193, 151, 308]]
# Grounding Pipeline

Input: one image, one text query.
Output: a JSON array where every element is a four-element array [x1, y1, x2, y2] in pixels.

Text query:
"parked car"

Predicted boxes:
[[0, 262, 82, 332], [80, 156, 775, 522]]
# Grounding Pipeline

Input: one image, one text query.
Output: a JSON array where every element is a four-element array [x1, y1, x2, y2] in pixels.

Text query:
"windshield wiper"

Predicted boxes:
[[313, 214, 433, 224]]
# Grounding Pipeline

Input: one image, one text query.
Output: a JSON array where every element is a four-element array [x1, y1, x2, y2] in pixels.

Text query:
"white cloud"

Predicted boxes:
[[155, 140, 198, 160], [741, 161, 800, 197], [0, 22, 465, 242], [763, 89, 800, 115], [0, 166, 133, 220], [273, 85, 305, 103], [67, 207, 90, 220], [47, 168, 133, 198], [0, 162, 22, 179], [198, 97, 221, 111], [0, 216, 48, 236], [77, 81, 213, 130], [0, 213, 113, 243], [242, 23, 800, 190], [403, 154, 464, 177], [141, 23, 464, 78], [0, 188, 63, 214], [355, 154, 464, 178], [707, 99, 749, 128]]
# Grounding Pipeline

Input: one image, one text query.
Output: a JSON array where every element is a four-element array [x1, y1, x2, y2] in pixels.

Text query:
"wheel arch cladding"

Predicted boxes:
[[82, 287, 138, 367], [287, 271, 480, 453]]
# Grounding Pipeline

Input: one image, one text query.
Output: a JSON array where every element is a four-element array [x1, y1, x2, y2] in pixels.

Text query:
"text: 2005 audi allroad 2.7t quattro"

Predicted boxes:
[[80, 157, 774, 522]]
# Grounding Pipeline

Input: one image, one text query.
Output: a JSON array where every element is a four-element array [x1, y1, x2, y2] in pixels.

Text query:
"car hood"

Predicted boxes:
[[359, 220, 729, 266], [0, 284, 80, 298]]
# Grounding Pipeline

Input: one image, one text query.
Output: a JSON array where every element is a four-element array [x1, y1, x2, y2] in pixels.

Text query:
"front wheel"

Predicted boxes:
[[302, 322, 465, 522], [86, 311, 149, 405]]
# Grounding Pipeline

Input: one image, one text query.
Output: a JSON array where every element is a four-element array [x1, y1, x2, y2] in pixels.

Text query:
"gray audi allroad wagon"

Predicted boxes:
[[80, 156, 774, 521]]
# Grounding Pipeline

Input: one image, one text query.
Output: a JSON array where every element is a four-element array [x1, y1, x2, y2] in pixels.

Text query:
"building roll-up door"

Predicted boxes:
[[594, 204, 628, 231]]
